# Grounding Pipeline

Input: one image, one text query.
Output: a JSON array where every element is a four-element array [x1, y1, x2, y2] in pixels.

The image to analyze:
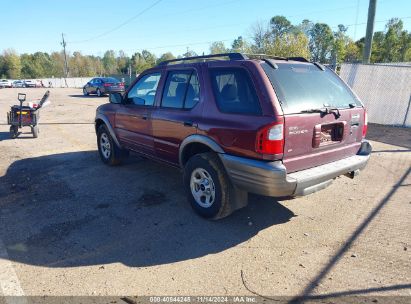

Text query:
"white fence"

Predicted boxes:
[[340, 63, 411, 127], [36, 77, 93, 88]]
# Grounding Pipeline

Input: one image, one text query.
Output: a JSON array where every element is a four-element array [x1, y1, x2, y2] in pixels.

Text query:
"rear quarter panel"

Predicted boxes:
[[197, 60, 281, 160]]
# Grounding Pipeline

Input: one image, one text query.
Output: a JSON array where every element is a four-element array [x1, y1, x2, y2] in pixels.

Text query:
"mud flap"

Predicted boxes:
[[230, 186, 248, 211]]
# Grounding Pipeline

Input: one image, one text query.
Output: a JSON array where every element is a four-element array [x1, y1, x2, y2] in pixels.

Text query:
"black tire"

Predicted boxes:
[[9, 126, 18, 139], [97, 124, 127, 165], [183, 152, 234, 219], [96, 88, 102, 97], [32, 125, 39, 138], [83, 87, 89, 96]]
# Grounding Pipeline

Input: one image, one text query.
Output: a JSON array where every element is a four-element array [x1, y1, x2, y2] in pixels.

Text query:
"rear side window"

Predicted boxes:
[[210, 68, 261, 115], [161, 70, 200, 109]]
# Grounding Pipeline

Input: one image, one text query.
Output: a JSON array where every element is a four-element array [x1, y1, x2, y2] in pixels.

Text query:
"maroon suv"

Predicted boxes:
[[95, 53, 371, 219]]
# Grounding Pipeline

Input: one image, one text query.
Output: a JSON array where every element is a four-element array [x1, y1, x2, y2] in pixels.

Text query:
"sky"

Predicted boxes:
[[1, 0, 410, 57]]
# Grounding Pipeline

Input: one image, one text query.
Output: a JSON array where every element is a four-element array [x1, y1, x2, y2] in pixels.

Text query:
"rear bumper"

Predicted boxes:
[[219, 141, 371, 197]]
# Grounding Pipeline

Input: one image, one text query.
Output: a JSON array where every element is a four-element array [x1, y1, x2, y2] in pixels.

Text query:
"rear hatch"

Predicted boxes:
[[262, 62, 366, 173]]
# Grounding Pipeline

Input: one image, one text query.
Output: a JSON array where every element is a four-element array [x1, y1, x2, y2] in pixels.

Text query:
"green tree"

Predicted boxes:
[[102, 50, 117, 74], [157, 52, 175, 64], [182, 50, 198, 58], [309, 23, 334, 62], [231, 36, 250, 53], [344, 41, 361, 62], [1, 49, 21, 79], [49, 52, 65, 78], [270, 15, 293, 38], [117, 50, 130, 74], [266, 32, 310, 58], [209, 41, 228, 54], [370, 31, 385, 62], [250, 20, 270, 53], [298, 19, 313, 37], [131, 50, 157, 74]]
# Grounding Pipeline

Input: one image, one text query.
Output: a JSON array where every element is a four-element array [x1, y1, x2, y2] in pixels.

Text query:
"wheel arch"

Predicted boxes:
[[179, 135, 225, 168], [95, 114, 122, 148]]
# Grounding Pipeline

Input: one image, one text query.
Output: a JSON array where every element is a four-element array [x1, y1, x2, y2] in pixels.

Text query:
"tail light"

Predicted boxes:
[[119, 82, 125, 86], [362, 110, 368, 138], [103, 83, 112, 87], [256, 121, 284, 154]]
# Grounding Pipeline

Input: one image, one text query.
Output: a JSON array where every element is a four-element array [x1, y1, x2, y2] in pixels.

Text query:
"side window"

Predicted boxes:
[[161, 70, 200, 109], [127, 72, 161, 106], [210, 68, 261, 115]]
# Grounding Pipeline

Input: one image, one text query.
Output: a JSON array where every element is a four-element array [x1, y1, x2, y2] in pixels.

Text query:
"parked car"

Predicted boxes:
[[0, 79, 13, 88], [12, 80, 25, 88], [83, 77, 125, 97], [95, 53, 371, 219], [24, 80, 40, 88]]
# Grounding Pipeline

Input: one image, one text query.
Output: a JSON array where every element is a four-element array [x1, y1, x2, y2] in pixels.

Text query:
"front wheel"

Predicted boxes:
[[97, 125, 127, 165], [83, 87, 89, 96], [183, 152, 234, 219], [96, 88, 102, 97]]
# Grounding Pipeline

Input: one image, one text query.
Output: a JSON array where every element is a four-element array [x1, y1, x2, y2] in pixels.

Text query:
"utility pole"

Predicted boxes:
[[61, 33, 69, 86], [363, 0, 377, 63]]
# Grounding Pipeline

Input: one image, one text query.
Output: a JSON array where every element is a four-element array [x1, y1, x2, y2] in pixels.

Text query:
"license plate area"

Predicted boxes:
[[313, 123, 344, 148]]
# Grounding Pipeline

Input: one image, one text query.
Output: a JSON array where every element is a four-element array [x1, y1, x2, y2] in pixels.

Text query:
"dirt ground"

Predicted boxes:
[[0, 88, 410, 302]]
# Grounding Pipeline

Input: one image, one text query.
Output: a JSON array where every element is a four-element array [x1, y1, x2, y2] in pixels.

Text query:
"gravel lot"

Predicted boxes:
[[0, 88, 410, 301]]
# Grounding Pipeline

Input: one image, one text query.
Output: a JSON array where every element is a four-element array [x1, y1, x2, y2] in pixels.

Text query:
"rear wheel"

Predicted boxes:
[[183, 152, 234, 219], [97, 125, 127, 165], [9, 126, 18, 139], [32, 125, 39, 138], [96, 88, 102, 97]]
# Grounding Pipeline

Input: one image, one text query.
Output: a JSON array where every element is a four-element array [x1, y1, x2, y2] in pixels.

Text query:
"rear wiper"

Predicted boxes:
[[301, 107, 341, 118]]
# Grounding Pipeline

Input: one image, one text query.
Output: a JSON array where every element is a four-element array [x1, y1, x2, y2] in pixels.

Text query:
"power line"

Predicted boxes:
[[121, 15, 411, 54], [68, 0, 163, 44], [331, 15, 411, 29], [286, 4, 358, 19]]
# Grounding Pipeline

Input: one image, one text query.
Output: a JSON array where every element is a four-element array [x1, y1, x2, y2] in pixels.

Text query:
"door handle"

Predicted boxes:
[[131, 115, 148, 120], [183, 121, 194, 127]]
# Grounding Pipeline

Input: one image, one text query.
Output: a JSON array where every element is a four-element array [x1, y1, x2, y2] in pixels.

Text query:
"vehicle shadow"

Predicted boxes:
[[0, 151, 295, 268]]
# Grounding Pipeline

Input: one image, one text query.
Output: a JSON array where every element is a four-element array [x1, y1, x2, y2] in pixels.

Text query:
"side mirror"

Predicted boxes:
[[109, 92, 123, 104], [18, 93, 26, 102]]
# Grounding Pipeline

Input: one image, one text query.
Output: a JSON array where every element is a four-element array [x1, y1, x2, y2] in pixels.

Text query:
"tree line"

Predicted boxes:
[[0, 16, 410, 79]]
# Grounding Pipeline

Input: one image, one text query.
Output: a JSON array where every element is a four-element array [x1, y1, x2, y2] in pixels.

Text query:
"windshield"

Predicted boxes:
[[261, 62, 361, 114]]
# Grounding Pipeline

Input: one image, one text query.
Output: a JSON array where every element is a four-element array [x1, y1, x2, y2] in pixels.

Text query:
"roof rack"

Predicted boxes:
[[287, 57, 309, 62], [243, 53, 287, 61], [156, 52, 310, 66], [157, 53, 247, 66], [244, 54, 309, 62]]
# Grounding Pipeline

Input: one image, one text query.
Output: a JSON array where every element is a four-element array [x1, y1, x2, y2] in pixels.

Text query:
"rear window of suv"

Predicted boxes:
[[210, 68, 261, 115], [261, 62, 361, 114]]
